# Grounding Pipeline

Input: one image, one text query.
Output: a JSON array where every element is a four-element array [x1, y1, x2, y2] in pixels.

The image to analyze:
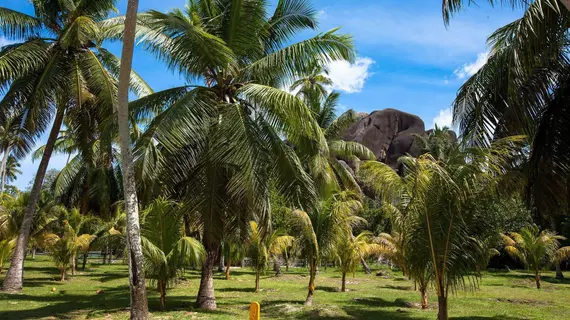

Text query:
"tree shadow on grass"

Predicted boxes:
[[217, 287, 256, 293]]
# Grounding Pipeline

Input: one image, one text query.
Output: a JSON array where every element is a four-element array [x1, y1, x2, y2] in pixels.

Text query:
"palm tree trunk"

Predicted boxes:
[[117, 0, 149, 318], [196, 243, 219, 310], [0, 146, 10, 194], [31, 248, 36, 260], [420, 286, 428, 309], [225, 257, 231, 280], [535, 272, 541, 289], [562, 0, 570, 13], [437, 294, 447, 320], [255, 269, 260, 293], [555, 262, 564, 279], [341, 271, 347, 292], [159, 280, 166, 310], [218, 251, 225, 272], [2, 105, 65, 292], [361, 257, 371, 274], [71, 254, 76, 276], [274, 258, 282, 277], [61, 267, 66, 281], [304, 258, 317, 306], [82, 253, 88, 270]]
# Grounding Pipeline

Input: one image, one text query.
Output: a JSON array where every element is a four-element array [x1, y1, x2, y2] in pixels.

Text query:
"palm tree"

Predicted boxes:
[[0, 0, 151, 292], [335, 231, 379, 292], [442, 0, 570, 25], [247, 221, 293, 293], [41, 210, 95, 281], [443, 0, 570, 228], [115, 0, 150, 316], [112, 0, 353, 310], [3, 157, 21, 187], [0, 111, 35, 194], [502, 226, 570, 289], [290, 191, 363, 305], [359, 136, 524, 320], [140, 198, 205, 310]]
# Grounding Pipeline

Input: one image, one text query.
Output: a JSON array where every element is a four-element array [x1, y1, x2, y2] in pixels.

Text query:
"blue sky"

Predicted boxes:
[[1, 0, 523, 189]]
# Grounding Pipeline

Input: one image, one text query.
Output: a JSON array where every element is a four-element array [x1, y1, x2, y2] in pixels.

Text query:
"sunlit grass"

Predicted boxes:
[[1, 255, 569, 319]]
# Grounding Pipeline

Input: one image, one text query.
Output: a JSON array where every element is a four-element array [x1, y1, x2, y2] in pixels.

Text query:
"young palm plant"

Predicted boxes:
[[247, 221, 293, 293], [290, 191, 363, 305], [41, 208, 96, 281], [106, 0, 354, 310], [360, 135, 524, 320], [140, 198, 205, 310], [0, 0, 152, 292], [335, 231, 380, 292], [502, 226, 570, 289]]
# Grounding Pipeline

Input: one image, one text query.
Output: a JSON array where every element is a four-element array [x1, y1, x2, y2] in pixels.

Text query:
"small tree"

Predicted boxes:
[[335, 231, 379, 292], [42, 220, 94, 281], [502, 226, 570, 289], [140, 199, 205, 310], [247, 221, 293, 293]]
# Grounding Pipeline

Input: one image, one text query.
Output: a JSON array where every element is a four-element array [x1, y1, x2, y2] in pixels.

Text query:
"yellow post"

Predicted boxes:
[[249, 301, 260, 320]]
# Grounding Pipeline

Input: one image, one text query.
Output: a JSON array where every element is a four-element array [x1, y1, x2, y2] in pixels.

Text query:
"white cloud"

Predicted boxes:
[[327, 57, 374, 93], [0, 36, 15, 48], [454, 52, 489, 79], [432, 108, 453, 129]]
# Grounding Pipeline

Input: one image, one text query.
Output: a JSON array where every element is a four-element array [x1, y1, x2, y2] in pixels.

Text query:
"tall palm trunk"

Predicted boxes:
[[0, 146, 10, 194], [60, 268, 66, 281], [551, 218, 564, 279], [82, 253, 88, 270], [196, 243, 219, 310], [274, 258, 282, 277], [117, 0, 149, 318], [158, 280, 166, 310], [305, 258, 317, 306], [341, 271, 347, 292], [2, 105, 65, 292]]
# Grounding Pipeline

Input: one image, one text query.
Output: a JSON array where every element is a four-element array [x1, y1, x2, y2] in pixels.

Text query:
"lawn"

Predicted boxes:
[[1, 255, 569, 319]]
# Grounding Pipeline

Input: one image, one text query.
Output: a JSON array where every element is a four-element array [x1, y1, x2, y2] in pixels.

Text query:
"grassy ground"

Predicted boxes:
[[1, 255, 570, 319]]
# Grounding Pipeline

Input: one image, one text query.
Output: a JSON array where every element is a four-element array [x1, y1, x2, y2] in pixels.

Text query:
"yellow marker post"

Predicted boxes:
[[249, 301, 260, 320]]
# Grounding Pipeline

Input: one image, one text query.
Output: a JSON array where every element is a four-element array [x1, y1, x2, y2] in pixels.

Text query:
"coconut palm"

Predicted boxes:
[[0, 0, 152, 292], [109, 0, 354, 310], [502, 226, 570, 289], [359, 136, 524, 320], [41, 209, 96, 281], [335, 231, 379, 292], [0, 111, 35, 194], [3, 157, 21, 187], [443, 0, 570, 225], [442, 0, 570, 25], [139, 198, 205, 310], [290, 191, 363, 305], [246, 221, 293, 293]]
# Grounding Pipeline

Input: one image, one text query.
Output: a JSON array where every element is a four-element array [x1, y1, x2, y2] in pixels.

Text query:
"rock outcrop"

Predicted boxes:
[[342, 108, 426, 168]]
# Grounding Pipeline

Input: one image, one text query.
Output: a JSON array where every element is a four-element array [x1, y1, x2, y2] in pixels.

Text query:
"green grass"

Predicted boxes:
[[1, 255, 570, 319]]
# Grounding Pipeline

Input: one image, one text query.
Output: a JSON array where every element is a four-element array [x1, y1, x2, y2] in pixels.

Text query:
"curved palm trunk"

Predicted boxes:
[[535, 271, 541, 289], [117, 0, 149, 318], [341, 271, 347, 292], [2, 105, 65, 292], [196, 243, 219, 310], [0, 146, 10, 194], [361, 257, 371, 274], [562, 0, 570, 13], [304, 258, 317, 306]]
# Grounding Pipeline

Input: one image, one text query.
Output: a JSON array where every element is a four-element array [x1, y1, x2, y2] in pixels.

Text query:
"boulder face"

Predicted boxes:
[[342, 108, 426, 168]]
